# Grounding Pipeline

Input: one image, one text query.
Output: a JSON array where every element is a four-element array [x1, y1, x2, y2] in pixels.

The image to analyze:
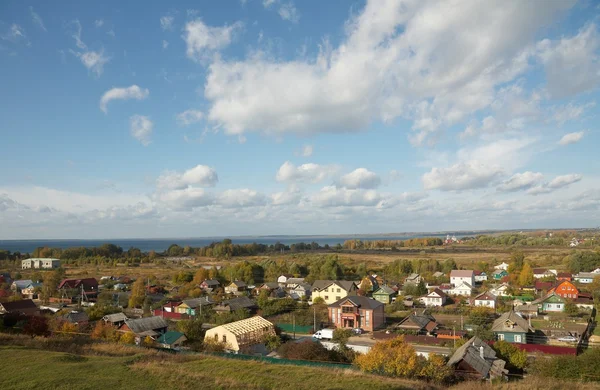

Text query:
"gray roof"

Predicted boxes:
[[447, 336, 503, 378], [397, 312, 437, 331], [432, 271, 444, 278], [491, 311, 534, 333], [64, 310, 88, 324], [328, 295, 383, 310], [228, 280, 247, 288], [12, 280, 35, 289], [260, 282, 280, 289], [311, 280, 357, 292], [182, 297, 214, 308], [575, 272, 597, 279], [123, 316, 168, 334], [405, 273, 420, 281], [285, 278, 305, 285], [219, 296, 257, 311], [103, 312, 128, 323], [373, 285, 396, 295], [202, 279, 220, 286]]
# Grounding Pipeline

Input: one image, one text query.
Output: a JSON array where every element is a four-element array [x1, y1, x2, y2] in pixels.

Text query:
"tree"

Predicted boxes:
[[129, 278, 146, 308], [91, 321, 119, 341], [23, 315, 50, 337], [143, 335, 155, 347], [313, 297, 325, 304], [493, 340, 527, 371], [120, 332, 135, 344], [518, 263, 534, 286], [177, 319, 205, 341], [564, 301, 579, 317]]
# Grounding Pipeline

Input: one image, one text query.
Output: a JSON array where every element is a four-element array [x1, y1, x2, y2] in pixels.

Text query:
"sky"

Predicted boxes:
[[0, 0, 599, 239]]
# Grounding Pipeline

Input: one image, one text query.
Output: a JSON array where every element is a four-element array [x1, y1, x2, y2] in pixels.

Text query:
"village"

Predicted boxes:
[[2, 243, 600, 384]]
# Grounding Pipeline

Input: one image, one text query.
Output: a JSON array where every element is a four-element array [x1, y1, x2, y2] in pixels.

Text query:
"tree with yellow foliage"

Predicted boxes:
[[143, 335, 154, 347], [119, 332, 135, 345], [518, 263, 534, 286]]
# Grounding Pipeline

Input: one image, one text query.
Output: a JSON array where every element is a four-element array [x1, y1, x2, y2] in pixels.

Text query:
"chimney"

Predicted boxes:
[[480, 346, 485, 359]]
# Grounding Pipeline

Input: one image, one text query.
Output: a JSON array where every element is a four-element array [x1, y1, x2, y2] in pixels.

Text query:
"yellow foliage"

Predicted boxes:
[[119, 332, 135, 345], [143, 335, 154, 347]]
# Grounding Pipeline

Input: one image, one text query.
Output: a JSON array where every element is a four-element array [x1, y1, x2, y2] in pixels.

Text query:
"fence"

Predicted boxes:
[[203, 351, 356, 370]]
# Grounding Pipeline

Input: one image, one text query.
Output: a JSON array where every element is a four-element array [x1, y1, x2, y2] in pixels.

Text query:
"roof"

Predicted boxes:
[[12, 279, 34, 289], [397, 312, 437, 332], [474, 291, 496, 301], [447, 336, 503, 378], [311, 280, 356, 292], [0, 299, 37, 313], [285, 277, 305, 285], [452, 282, 473, 289], [405, 273, 420, 281], [514, 304, 538, 313], [534, 292, 565, 304], [219, 316, 274, 336], [533, 268, 548, 275], [157, 331, 187, 345], [23, 258, 60, 262], [219, 296, 257, 311], [492, 269, 507, 275], [103, 312, 128, 323], [535, 280, 555, 291], [427, 288, 448, 299], [202, 279, 220, 286], [450, 270, 474, 278], [228, 280, 247, 288], [575, 272, 598, 279], [432, 271, 444, 277], [58, 278, 98, 290], [182, 297, 214, 308], [64, 310, 89, 323], [491, 311, 534, 333], [260, 282, 280, 289], [328, 295, 384, 310], [557, 272, 572, 278], [122, 316, 168, 334], [373, 285, 396, 295]]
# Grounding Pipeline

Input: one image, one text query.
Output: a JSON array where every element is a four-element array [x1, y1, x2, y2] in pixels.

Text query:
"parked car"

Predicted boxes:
[[312, 328, 334, 340], [352, 328, 363, 335], [558, 335, 577, 342]]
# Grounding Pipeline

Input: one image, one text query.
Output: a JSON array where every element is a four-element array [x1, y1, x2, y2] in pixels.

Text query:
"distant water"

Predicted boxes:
[[0, 233, 465, 254]]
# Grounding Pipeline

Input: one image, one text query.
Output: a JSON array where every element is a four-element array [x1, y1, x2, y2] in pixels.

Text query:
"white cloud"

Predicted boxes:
[[551, 101, 595, 125], [29, 7, 46, 32], [218, 189, 267, 208], [107, 29, 115, 37], [337, 168, 381, 189], [1, 24, 28, 44], [73, 49, 110, 77], [497, 171, 544, 192], [278, 2, 300, 23], [548, 174, 582, 189], [422, 161, 504, 191], [275, 161, 338, 183], [176, 109, 204, 126], [298, 145, 313, 157], [310, 186, 382, 208], [156, 165, 218, 190], [70, 19, 86, 49], [162, 40, 169, 49], [203, 0, 573, 142], [160, 15, 175, 31], [456, 137, 537, 172], [263, 0, 277, 7], [558, 131, 585, 146], [183, 19, 243, 61], [95, 19, 104, 28], [537, 23, 600, 98], [271, 188, 302, 205], [157, 187, 213, 210], [129, 115, 153, 146], [99, 85, 149, 113]]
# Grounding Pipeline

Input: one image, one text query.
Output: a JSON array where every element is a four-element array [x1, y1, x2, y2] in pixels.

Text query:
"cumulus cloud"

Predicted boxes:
[[497, 171, 544, 192], [99, 85, 149, 113], [558, 131, 585, 146], [29, 7, 46, 32], [156, 165, 218, 190], [271, 188, 302, 205], [160, 15, 175, 31], [527, 173, 583, 195], [310, 186, 383, 208], [176, 109, 204, 126], [537, 23, 600, 98], [422, 161, 504, 191], [336, 168, 381, 189], [203, 0, 573, 143], [275, 161, 338, 183], [129, 115, 153, 146], [157, 187, 214, 210], [183, 18, 243, 61], [218, 189, 267, 208]]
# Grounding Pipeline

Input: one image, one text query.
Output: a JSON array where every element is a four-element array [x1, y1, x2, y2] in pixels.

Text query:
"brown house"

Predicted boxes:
[[328, 296, 385, 332], [395, 311, 438, 335], [0, 299, 39, 315], [447, 336, 508, 381]]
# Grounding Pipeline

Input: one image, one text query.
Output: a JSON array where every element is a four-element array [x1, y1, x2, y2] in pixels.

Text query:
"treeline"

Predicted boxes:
[[342, 237, 444, 250], [466, 233, 598, 247]]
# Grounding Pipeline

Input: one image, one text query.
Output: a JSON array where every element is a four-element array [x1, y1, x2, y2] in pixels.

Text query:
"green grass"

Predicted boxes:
[[0, 345, 436, 390]]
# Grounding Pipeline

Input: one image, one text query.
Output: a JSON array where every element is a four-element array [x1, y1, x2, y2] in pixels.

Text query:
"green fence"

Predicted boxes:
[[204, 351, 356, 370], [276, 323, 314, 334]]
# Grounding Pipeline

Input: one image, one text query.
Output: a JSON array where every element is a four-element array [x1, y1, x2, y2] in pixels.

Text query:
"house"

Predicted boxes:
[[288, 283, 311, 300], [11, 280, 42, 299], [58, 278, 99, 299], [534, 280, 554, 295], [277, 274, 294, 285], [256, 282, 281, 294], [448, 282, 473, 296], [536, 292, 566, 312], [157, 331, 187, 349], [514, 304, 538, 318], [200, 279, 221, 291], [311, 280, 358, 305], [533, 268, 555, 279], [395, 311, 438, 335], [494, 262, 509, 271], [474, 271, 488, 283], [176, 297, 214, 316], [21, 258, 60, 269], [213, 296, 258, 314], [450, 270, 475, 287], [11, 280, 35, 293], [573, 272, 597, 284], [0, 299, 38, 315], [103, 312, 128, 327], [360, 275, 379, 292], [204, 316, 275, 354], [63, 310, 89, 325], [492, 311, 534, 343], [225, 281, 248, 295], [404, 273, 421, 285], [549, 280, 579, 299], [432, 271, 445, 279], [372, 285, 398, 304], [284, 277, 306, 289], [119, 316, 168, 339], [328, 296, 385, 332], [472, 291, 497, 309], [556, 272, 572, 282], [447, 336, 508, 381], [422, 289, 448, 307], [491, 269, 508, 281], [490, 283, 510, 297]]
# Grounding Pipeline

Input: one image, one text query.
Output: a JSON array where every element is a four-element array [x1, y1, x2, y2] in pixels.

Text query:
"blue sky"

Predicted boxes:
[[0, 0, 599, 239]]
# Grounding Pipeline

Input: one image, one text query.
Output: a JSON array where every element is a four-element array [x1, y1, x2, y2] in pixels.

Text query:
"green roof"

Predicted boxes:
[[373, 286, 396, 295], [157, 331, 186, 345]]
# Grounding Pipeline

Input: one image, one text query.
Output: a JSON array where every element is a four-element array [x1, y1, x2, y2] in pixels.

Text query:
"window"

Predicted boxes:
[[498, 334, 504, 341], [336, 296, 341, 301], [514, 335, 522, 343], [324, 295, 329, 300], [214, 335, 218, 341], [222, 335, 227, 343], [337, 288, 341, 293], [342, 306, 354, 313]]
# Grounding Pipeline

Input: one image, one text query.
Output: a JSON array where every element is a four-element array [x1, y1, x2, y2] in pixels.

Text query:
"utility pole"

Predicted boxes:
[[293, 314, 296, 340], [461, 314, 463, 331], [453, 326, 456, 349], [313, 305, 317, 333]]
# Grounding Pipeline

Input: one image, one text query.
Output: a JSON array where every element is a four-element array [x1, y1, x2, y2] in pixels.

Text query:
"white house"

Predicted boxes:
[[277, 274, 294, 285], [533, 269, 555, 279], [494, 262, 509, 271], [421, 289, 448, 307], [472, 291, 497, 309], [450, 270, 475, 287], [448, 282, 473, 296], [474, 271, 488, 283], [574, 272, 597, 284], [404, 273, 422, 285], [21, 258, 60, 270], [490, 283, 510, 297]]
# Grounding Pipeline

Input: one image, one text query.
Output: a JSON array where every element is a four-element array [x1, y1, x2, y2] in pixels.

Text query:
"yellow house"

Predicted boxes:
[[311, 280, 358, 305], [204, 316, 275, 353]]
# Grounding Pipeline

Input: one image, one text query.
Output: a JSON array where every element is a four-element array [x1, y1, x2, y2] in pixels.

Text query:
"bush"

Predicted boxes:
[[277, 340, 351, 363]]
